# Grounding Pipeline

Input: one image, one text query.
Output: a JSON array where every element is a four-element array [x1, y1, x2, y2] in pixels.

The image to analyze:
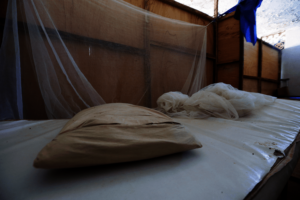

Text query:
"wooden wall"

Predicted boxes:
[[145, 0, 215, 107], [0, 0, 283, 120], [0, 0, 216, 119], [217, 12, 281, 96], [243, 39, 281, 95], [217, 12, 241, 89]]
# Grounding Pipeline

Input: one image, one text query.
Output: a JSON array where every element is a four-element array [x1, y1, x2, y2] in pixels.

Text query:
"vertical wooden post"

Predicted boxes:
[[214, 0, 219, 18], [144, 0, 152, 108], [278, 50, 282, 89], [213, 0, 219, 83], [239, 30, 244, 90], [213, 19, 218, 83], [258, 39, 263, 93], [145, 0, 149, 10]]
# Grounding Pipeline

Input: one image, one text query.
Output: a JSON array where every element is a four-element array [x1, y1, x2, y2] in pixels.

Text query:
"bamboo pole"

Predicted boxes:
[[214, 0, 219, 18]]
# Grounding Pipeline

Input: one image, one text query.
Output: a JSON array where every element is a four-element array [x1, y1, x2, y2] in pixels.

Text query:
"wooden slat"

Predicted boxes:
[[149, 0, 211, 23], [2, 0, 217, 118], [244, 38, 259, 77], [4, 16, 214, 60], [206, 53, 216, 60], [14, 2, 49, 119], [278, 50, 282, 88], [144, 0, 152, 107], [262, 40, 281, 52], [262, 77, 279, 83], [1, 18, 146, 56], [239, 29, 244, 90], [3, 18, 152, 111], [207, 21, 215, 56], [243, 78, 259, 93], [18, 26, 147, 114], [206, 59, 214, 86], [124, 0, 144, 8], [217, 63, 240, 88], [156, 0, 214, 21], [147, 0, 215, 88], [150, 46, 195, 107], [217, 60, 240, 66], [150, 41, 216, 59], [217, 16, 240, 64], [218, 11, 235, 22], [149, 19, 204, 51], [262, 44, 280, 80], [258, 39, 263, 93], [20, 34, 48, 119], [261, 81, 277, 96], [213, 20, 218, 83], [243, 75, 279, 83], [66, 40, 146, 106], [54, 28, 145, 55], [214, 0, 219, 18], [243, 75, 259, 80], [148, 0, 214, 55], [31, 0, 145, 49]]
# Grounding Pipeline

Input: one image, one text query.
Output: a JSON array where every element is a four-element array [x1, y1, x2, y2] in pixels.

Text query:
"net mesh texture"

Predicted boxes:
[[0, 0, 276, 120], [0, 0, 207, 119]]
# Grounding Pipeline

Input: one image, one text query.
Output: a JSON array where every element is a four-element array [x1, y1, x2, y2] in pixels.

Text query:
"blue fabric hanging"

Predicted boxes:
[[221, 0, 263, 46]]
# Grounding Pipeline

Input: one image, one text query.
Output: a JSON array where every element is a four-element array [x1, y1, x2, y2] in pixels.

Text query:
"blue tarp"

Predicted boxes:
[[221, 0, 263, 46]]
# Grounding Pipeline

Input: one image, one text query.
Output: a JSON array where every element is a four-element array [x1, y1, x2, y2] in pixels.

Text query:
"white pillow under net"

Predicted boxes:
[[157, 83, 276, 120]]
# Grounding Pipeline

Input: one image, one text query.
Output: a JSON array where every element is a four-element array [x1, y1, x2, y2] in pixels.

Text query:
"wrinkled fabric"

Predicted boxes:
[[222, 0, 263, 45], [157, 83, 276, 119], [1, 99, 300, 200], [156, 92, 189, 113], [34, 103, 202, 169]]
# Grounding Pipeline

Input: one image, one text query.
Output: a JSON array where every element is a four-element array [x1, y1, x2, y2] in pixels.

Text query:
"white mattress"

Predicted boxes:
[[1, 99, 300, 200]]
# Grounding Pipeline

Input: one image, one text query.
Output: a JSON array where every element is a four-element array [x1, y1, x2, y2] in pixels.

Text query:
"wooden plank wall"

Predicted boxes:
[[217, 12, 241, 89], [243, 38, 260, 93], [243, 40, 281, 96], [146, 0, 215, 107], [217, 11, 281, 96], [262, 44, 280, 80], [0, 0, 216, 119]]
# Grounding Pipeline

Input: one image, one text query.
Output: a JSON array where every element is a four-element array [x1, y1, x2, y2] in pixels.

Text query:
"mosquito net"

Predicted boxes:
[[157, 83, 277, 120], [0, 0, 207, 120]]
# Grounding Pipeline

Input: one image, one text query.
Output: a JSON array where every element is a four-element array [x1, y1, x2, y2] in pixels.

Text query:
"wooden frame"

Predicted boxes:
[[214, 0, 219, 18], [216, 11, 282, 95], [0, 0, 217, 119], [157, 0, 213, 21], [0, 0, 283, 119]]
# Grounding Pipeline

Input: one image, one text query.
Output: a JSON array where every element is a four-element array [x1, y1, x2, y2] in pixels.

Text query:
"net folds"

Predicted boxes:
[[0, 0, 207, 119]]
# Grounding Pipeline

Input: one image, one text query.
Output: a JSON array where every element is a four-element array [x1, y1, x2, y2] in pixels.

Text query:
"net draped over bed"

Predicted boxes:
[[0, 0, 207, 119]]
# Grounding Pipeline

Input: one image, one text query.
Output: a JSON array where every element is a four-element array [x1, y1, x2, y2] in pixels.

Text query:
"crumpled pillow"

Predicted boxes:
[[34, 103, 202, 169]]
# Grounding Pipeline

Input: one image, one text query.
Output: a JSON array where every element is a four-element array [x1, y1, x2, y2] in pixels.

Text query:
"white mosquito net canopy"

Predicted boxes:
[[0, 0, 207, 119]]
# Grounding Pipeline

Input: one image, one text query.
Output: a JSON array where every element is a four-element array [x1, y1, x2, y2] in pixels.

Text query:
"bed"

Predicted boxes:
[[1, 99, 300, 200]]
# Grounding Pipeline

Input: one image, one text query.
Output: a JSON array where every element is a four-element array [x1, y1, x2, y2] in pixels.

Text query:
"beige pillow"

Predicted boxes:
[[34, 103, 202, 169]]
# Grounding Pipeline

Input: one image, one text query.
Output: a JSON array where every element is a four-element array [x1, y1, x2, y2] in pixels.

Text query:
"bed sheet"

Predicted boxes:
[[0, 99, 300, 200]]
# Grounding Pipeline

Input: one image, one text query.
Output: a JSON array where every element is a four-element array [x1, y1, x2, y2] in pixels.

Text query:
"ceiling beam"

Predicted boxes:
[[214, 0, 219, 18]]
